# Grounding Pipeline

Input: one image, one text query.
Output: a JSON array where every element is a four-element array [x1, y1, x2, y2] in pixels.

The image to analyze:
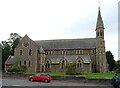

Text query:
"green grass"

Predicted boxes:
[[23, 72, 37, 75], [47, 72, 66, 76], [24, 72, 65, 76], [24, 72, 115, 78], [82, 73, 115, 78], [48, 72, 115, 78]]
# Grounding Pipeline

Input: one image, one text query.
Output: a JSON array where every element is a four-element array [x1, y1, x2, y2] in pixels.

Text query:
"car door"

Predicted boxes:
[[35, 74, 40, 81], [39, 74, 45, 81], [31, 74, 36, 80]]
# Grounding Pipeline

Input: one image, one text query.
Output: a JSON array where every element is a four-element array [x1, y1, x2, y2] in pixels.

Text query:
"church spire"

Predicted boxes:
[[96, 5, 104, 30]]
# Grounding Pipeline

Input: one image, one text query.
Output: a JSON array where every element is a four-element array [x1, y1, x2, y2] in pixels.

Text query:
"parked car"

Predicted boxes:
[[28, 73, 52, 83], [112, 74, 120, 88]]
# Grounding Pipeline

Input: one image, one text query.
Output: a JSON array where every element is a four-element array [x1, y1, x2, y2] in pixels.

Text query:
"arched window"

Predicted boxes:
[[24, 60, 26, 65], [97, 32, 99, 36], [61, 60, 66, 69], [20, 61, 21, 65], [28, 61, 31, 67], [20, 50, 22, 55], [63, 51, 66, 54], [29, 49, 32, 55], [77, 60, 82, 68], [11, 66, 13, 68], [46, 60, 50, 69], [100, 31, 102, 36]]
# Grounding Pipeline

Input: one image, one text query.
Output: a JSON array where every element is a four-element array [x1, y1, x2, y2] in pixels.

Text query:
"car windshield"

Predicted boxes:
[[34, 74, 50, 76], [35, 74, 41, 76], [41, 74, 50, 76]]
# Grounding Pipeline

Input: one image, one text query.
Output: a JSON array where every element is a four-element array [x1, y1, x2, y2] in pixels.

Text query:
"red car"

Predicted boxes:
[[28, 73, 52, 83]]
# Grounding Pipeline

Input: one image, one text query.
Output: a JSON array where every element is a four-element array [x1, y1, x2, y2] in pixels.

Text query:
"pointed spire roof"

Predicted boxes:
[[96, 7, 104, 30]]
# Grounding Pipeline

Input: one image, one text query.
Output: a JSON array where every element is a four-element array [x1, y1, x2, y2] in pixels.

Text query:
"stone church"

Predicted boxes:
[[5, 7, 109, 73]]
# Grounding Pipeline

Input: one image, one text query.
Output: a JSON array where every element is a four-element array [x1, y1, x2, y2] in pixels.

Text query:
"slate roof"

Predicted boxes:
[[5, 55, 91, 65], [39, 47, 45, 53], [5, 55, 15, 64], [35, 38, 96, 50], [46, 55, 91, 64]]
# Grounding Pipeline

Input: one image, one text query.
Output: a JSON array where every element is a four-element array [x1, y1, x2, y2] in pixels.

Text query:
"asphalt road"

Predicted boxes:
[[2, 78, 114, 88]]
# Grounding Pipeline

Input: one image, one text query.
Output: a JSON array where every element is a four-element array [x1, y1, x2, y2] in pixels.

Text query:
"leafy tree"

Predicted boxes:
[[114, 60, 120, 73], [20, 65, 27, 72], [2, 33, 22, 71], [8, 65, 27, 72], [2, 41, 11, 71], [7, 33, 22, 55], [13, 57, 20, 67], [106, 51, 115, 71], [11, 38, 21, 55], [8, 57, 27, 72], [8, 33, 22, 44], [65, 63, 77, 75]]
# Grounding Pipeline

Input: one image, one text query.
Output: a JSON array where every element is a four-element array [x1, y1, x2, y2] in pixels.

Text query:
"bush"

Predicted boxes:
[[76, 71, 83, 75], [8, 65, 27, 72], [114, 61, 120, 73], [7, 68, 13, 72], [65, 63, 77, 75], [20, 65, 27, 72]]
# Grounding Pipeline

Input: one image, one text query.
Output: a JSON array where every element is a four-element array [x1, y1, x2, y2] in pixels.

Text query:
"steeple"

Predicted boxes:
[[95, 4, 108, 73], [96, 6, 104, 30]]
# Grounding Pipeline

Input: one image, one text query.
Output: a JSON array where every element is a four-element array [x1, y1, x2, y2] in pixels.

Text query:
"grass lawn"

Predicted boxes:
[[24, 72, 65, 76], [82, 73, 115, 78], [24, 72, 37, 75], [48, 72, 65, 76], [24, 72, 115, 78]]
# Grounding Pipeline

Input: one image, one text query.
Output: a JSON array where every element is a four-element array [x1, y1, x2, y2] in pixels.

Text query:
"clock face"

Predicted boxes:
[[23, 42, 29, 47]]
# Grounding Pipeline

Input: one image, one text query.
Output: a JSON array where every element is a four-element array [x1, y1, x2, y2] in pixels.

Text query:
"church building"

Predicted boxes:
[[5, 7, 109, 73]]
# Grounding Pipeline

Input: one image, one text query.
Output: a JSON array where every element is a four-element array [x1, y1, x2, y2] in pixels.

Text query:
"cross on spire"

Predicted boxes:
[[98, 2, 100, 9]]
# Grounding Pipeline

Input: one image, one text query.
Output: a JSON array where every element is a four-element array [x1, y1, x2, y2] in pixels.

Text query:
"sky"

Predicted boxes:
[[0, 0, 119, 61]]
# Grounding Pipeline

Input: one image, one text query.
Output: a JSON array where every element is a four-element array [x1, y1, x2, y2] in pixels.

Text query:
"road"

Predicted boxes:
[[1, 78, 114, 88]]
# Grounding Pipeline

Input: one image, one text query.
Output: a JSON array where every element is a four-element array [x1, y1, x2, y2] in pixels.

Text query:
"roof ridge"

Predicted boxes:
[[35, 38, 96, 42]]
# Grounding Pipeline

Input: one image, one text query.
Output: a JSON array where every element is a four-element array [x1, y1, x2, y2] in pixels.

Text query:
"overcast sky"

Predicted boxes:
[[0, 0, 119, 61]]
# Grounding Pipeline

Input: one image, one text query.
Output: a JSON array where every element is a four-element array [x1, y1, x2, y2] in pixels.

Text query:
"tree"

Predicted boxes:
[[106, 51, 115, 71], [7, 33, 22, 55], [10, 38, 20, 55], [8, 33, 22, 44], [8, 57, 27, 72], [65, 63, 77, 75], [2, 41, 11, 71], [2, 33, 22, 71], [8, 65, 27, 72], [114, 60, 120, 73]]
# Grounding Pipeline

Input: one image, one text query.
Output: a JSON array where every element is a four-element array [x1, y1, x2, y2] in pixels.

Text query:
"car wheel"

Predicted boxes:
[[29, 78, 34, 82], [44, 79, 48, 83]]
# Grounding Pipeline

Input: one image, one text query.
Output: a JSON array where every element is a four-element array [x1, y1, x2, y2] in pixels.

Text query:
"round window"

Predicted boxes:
[[23, 42, 29, 47]]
